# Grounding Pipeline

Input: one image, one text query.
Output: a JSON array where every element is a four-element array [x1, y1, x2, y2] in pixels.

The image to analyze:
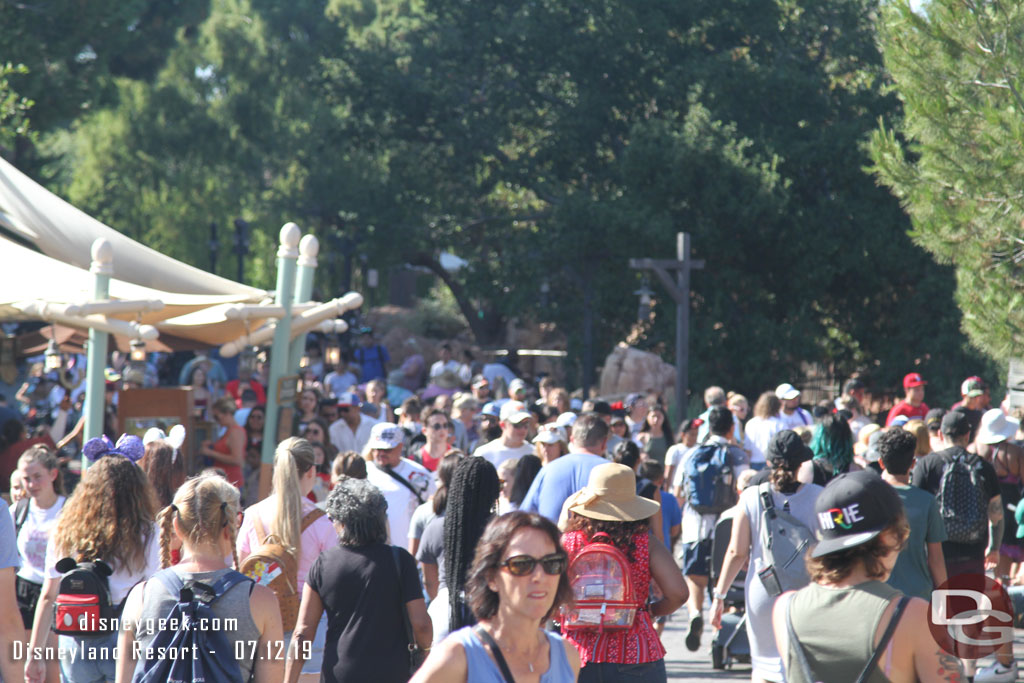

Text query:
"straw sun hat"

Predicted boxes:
[[568, 463, 661, 522]]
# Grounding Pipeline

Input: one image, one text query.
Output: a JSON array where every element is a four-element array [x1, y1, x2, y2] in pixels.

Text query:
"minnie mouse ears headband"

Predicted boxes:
[[142, 424, 186, 463], [83, 434, 145, 464]]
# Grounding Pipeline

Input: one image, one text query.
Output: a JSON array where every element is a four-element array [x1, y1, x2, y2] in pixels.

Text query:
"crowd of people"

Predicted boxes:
[[2, 328, 1024, 682]]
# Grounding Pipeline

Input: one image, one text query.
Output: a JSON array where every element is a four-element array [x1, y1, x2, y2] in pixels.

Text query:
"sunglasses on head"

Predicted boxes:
[[500, 553, 567, 577]]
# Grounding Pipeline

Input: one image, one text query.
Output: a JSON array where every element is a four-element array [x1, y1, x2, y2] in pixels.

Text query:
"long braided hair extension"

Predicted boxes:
[[445, 457, 500, 633]]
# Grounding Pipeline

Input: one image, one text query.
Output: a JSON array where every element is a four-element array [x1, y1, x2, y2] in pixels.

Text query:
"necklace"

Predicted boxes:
[[494, 630, 543, 674]]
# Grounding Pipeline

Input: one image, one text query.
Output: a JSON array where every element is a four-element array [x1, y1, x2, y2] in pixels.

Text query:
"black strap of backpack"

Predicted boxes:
[[474, 625, 516, 683], [786, 594, 910, 683], [390, 546, 418, 659], [13, 497, 29, 537], [381, 466, 424, 505]]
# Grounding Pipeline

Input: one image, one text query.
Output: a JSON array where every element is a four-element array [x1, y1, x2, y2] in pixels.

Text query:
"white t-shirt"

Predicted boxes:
[[473, 439, 534, 470], [429, 359, 460, 379], [366, 459, 436, 548], [745, 416, 782, 461], [324, 370, 358, 397], [329, 414, 379, 454], [777, 408, 813, 431], [45, 522, 161, 604], [13, 496, 66, 584]]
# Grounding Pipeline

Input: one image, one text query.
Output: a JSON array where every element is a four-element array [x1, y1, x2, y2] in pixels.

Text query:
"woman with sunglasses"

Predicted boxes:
[[412, 511, 580, 682], [561, 462, 687, 683]]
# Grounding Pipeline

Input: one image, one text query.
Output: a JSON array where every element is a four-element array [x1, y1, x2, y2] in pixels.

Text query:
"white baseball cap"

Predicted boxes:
[[533, 426, 567, 445], [555, 412, 578, 429], [500, 400, 532, 424], [775, 383, 800, 400], [367, 422, 404, 450]]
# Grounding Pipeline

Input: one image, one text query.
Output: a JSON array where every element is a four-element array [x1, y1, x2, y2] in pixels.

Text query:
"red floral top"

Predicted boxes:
[[560, 530, 666, 666]]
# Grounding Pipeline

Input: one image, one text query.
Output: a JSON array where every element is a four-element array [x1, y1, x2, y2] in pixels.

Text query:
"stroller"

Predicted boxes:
[[708, 514, 751, 670]]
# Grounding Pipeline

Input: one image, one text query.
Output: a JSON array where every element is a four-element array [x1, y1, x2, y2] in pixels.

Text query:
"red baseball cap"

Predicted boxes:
[[903, 372, 927, 389]]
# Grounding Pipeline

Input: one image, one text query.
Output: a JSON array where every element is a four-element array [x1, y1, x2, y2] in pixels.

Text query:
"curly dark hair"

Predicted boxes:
[[565, 516, 650, 563], [807, 516, 909, 584], [467, 511, 573, 623]]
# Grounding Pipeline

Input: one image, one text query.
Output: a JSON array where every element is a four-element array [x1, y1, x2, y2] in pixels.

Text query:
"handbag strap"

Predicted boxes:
[[786, 593, 910, 683], [474, 625, 516, 683], [390, 546, 418, 655], [382, 465, 425, 505]]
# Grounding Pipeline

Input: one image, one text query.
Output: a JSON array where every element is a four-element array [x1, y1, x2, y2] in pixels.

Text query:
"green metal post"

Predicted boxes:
[[260, 223, 301, 468], [83, 238, 113, 467], [288, 234, 320, 373]]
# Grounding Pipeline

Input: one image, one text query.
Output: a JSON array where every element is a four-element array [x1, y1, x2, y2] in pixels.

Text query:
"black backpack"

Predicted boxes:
[[52, 558, 118, 635], [937, 452, 989, 544]]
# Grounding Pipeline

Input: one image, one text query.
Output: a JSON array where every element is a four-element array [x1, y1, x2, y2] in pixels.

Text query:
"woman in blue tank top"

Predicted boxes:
[[411, 511, 580, 682]]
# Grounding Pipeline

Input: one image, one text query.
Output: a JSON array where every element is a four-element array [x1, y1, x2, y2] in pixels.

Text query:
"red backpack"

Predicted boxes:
[[560, 533, 640, 631]]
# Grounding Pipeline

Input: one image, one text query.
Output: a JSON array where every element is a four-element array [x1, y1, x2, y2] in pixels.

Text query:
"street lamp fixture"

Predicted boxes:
[[44, 336, 63, 372], [239, 345, 259, 377], [123, 338, 148, 386], [325, 339, 342, 368]]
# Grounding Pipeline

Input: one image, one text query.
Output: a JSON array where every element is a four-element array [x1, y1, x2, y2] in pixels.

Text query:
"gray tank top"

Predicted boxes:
[[134, 567, 261, 681], [785, 580, 902, 683]]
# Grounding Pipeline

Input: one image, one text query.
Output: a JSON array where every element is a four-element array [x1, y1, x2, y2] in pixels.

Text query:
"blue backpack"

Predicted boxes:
[[684, 443, 738, 515], [133, 568, 252, 683]]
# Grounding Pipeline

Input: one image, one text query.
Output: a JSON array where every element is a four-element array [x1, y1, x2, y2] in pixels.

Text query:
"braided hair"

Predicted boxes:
[[444, 457, 500, 632]]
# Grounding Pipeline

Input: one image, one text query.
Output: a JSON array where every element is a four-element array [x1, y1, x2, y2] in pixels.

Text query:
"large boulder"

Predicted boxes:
[[599, 343, 675, 403]]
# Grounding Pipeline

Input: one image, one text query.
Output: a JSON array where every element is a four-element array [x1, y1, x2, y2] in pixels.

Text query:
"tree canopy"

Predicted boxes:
[[871, 0, 1024, 362], [5, 0, 997, 401]]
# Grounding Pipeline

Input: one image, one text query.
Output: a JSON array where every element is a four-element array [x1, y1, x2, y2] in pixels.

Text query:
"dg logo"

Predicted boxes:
[[928, 574, 1014, 659]]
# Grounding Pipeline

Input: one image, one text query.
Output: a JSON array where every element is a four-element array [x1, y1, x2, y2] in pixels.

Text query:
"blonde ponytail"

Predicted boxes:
[[271, 437, 315, 557], [167, 474, 241, 564]]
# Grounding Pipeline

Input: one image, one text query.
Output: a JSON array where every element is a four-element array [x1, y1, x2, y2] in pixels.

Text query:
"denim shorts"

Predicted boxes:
[[578, 659, 667, 683], [59, 631, 118, 683]]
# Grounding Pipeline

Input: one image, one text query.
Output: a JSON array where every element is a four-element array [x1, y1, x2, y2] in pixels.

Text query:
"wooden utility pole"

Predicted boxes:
[[629, 232, 704, 420]]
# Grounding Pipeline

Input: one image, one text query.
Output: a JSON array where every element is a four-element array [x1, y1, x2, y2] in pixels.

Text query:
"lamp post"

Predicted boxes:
[[288, 235, 320, 376], [233, 218, 250, 283], [629, 232, 704, 423], [209, 222, 219, 274], [83, 238, 113, 455], [259, 223, 301, 496]]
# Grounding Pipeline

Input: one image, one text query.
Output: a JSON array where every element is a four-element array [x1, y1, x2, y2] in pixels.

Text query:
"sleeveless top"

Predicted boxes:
[[785, 580, 903, 683], [134, 567, 261, 682], [213, 424, 245, 489], [451, 626, 575, 683], [560, 530, 665, 666]]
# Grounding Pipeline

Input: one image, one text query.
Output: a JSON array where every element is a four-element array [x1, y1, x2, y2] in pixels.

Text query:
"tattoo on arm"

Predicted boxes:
[[937, 651, 964, 682], [989, 496, 1004, 524]]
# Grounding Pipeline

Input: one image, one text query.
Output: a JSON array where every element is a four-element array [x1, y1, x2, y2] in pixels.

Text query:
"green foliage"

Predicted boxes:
[[871, 0, 1024, 363], [0, 64, 34, 153], [15, 0, 994, 402]]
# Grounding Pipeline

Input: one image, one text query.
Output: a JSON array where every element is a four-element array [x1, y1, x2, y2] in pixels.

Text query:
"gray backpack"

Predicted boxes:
[[757, 483, 814, 597]]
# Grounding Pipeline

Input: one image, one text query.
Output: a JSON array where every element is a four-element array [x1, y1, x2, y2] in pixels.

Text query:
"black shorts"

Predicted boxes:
[[16, 576, 42, 629], [681, 538, 712, 578]]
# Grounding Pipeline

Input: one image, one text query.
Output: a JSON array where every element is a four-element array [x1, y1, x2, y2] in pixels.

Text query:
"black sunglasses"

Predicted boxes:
[[428, 423, 449, 431], [501, 553, 567, 577]]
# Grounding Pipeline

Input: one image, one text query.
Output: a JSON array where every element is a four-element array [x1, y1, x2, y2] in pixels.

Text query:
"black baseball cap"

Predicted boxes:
[[811, 469, 904, 558], [925, 407, 946, 431], [765, 430, 813, 468], [941, 408, 973, 438]]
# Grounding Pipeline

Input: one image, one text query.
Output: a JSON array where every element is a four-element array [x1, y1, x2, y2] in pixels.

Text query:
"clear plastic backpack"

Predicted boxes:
[[561, 533, 639, 631]]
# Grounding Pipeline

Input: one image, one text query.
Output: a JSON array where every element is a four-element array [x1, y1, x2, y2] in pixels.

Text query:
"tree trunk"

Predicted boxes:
[[407, 253, 506, 346]]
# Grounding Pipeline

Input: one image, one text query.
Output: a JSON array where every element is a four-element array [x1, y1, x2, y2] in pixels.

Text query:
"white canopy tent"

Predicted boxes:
[[0, 158, 273, 347], [0, 156, 266, 299]]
